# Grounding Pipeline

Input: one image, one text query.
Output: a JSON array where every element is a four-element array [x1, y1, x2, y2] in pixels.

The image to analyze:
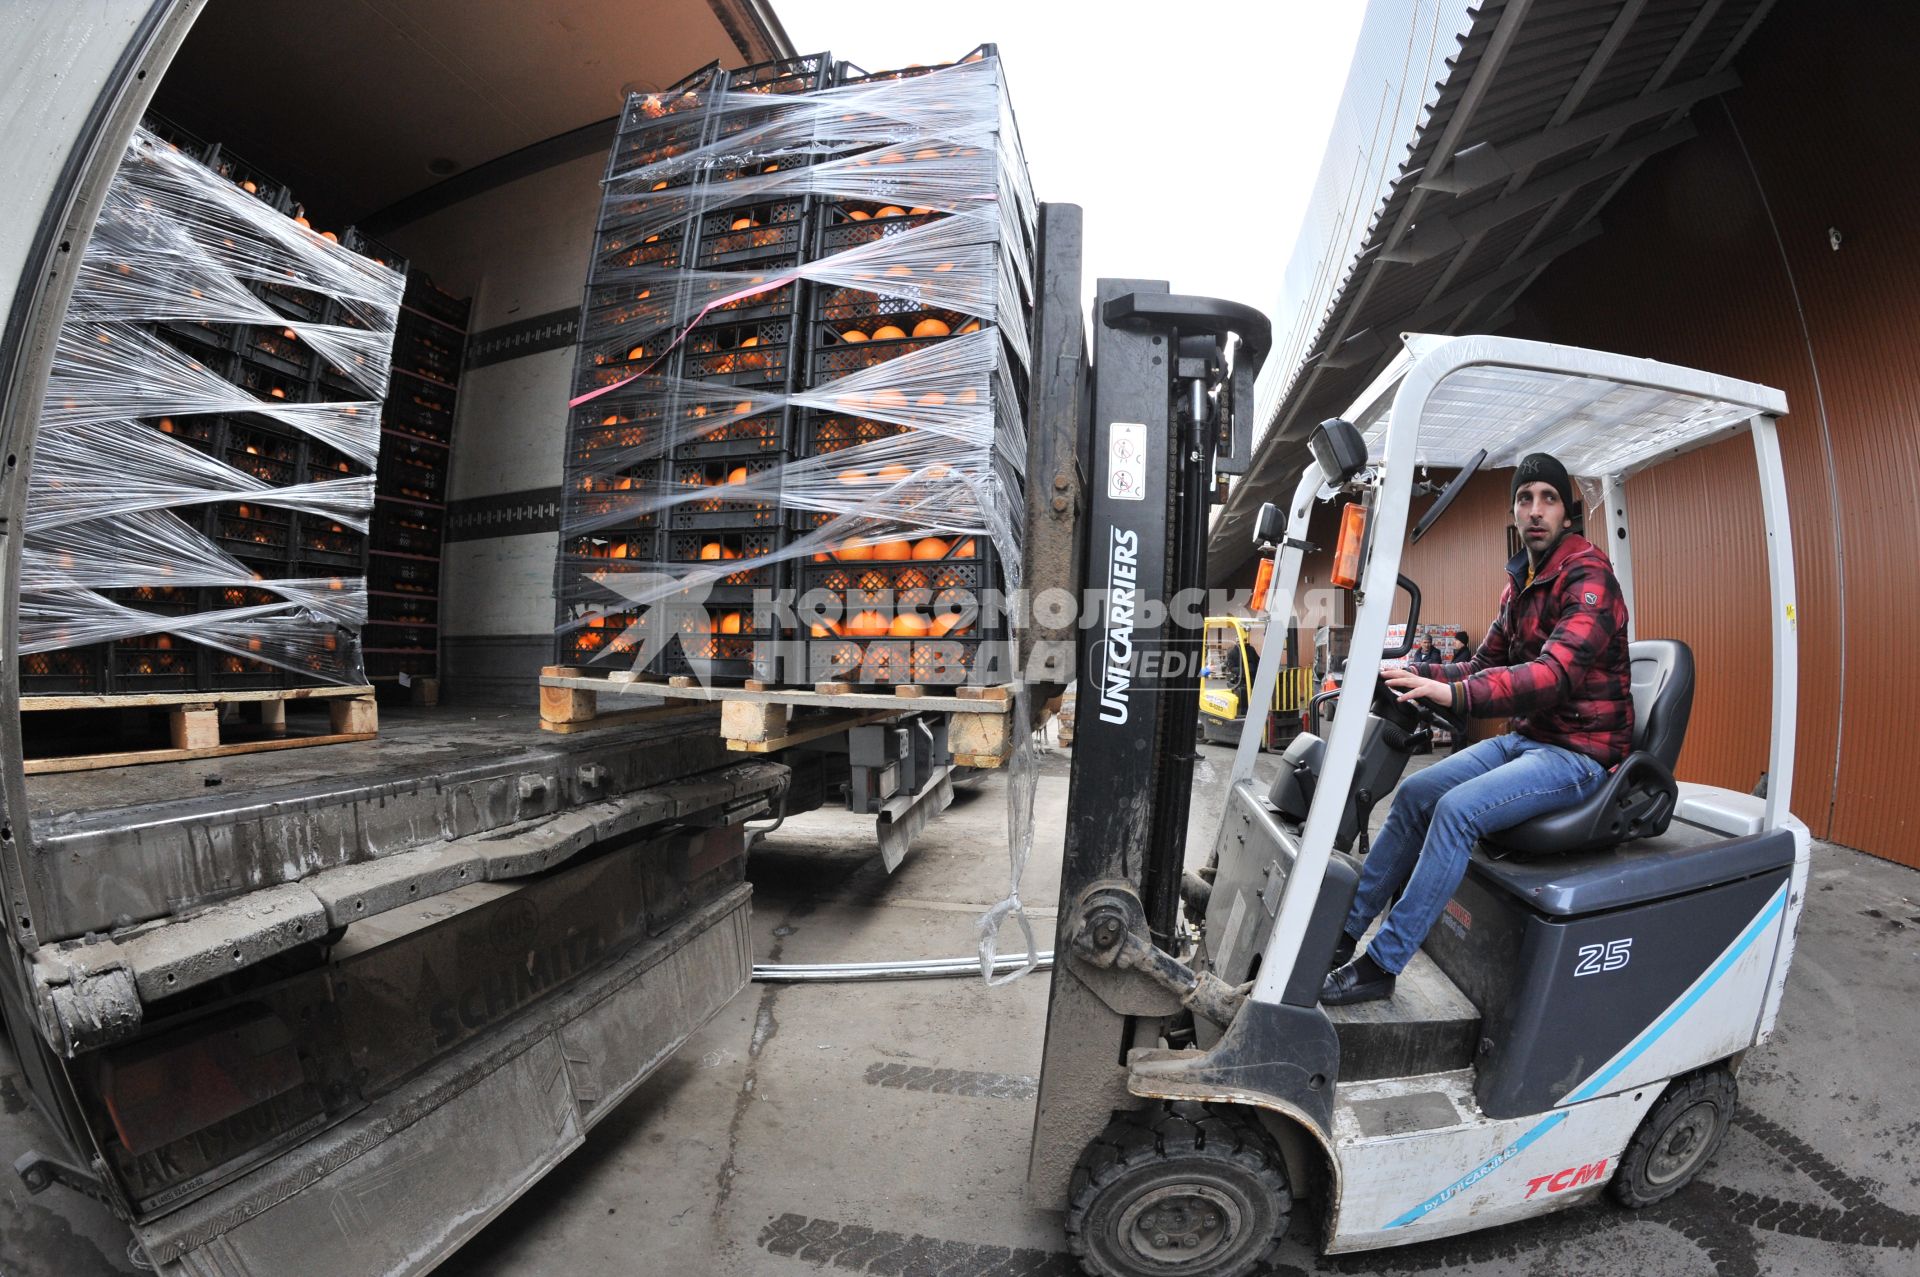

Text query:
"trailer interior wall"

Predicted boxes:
[[379, 157, 607, 703], [1391, 0, 1916, 866]]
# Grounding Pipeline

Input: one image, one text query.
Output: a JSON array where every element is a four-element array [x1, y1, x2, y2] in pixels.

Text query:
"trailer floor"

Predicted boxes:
[[23, 700, 717, 824], [6, 742, 1919, 1275]]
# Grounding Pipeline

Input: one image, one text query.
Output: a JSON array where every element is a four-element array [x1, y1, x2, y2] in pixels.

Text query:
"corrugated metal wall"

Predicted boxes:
[[1394, 0, 1918, 865]]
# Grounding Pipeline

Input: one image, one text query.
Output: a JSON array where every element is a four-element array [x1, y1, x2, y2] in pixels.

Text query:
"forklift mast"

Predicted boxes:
[[1027, 280, 1270, 1205]]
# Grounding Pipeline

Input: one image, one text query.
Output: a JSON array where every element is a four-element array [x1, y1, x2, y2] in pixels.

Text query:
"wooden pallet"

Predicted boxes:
[[537, 667, 1020, 765], [19, 684, 380, 774]]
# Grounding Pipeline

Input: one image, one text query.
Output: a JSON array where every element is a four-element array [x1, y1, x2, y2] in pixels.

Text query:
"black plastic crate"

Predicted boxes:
[[392, 321, 462, 383], [203, 142, 293, 212], [111, 633, 201, 691], [221, 421, 302, 486], [211, 501, 294, 560], [369, 499, 444, 557], [402, 268, 471, 331], [832, 44, 997, 88], [382, 392, 453, 444], [664, 454, 785, 529], [812, 288, 978, 346], [363, 621, 435, 650], [153, 315, 238, 356], [801, 537, 995, 612], [306, 439, 369, 485], [802, 633, 1009, 687], [149, 411, 220, 456], [814, 203, 952, 255], [207, 649, 285, 690], [252, 277, 330, 324], [152, 323, 237, 379], [231, 353, 313, 406], [680, 330, 792, 390], [341, 227, 410, 278], [294, 513, 368, 568], [724, 52, 832, 95], [375, 438, 447, 504], [369, 552, 439, 598], [593, 216, 695, 278], [618, 63, 721, 134], [562, 524, 659, 564], [141, 113, 211, 160], [694, 199, 807, 268], [664, 529, 784, 600], [236, 324, 318, 381], [673, 402, 789, 460], [19, 646, 106, 696]]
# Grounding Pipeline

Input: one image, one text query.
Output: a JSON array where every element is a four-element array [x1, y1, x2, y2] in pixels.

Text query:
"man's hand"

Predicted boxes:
[[1383, 664, 1454, 708]]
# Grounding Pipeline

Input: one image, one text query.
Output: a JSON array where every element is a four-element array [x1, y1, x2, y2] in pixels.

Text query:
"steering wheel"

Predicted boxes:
[[1374, 672, 1473, 746], [1411, 448, 1488, 544]]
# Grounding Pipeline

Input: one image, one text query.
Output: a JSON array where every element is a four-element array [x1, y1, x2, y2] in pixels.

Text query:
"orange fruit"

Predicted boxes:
[[651, 180, 669, 191], [877, 463, 912, 482], [913, 537, 949, 560], [874, 539, 912, 560], [726, 465, 749, 485], [908, 207, 934, 216], [876, 205, 907, 218], [734, 401, 753, 415], [699, 542, 725, 560], [837, 542, 874, 561], [610, 542, 630, 558], [838, 469, 867, 484], [953, 538, 977, 558], [930, 614, 972, 637], [870, 388, 908, 413], [958, 320, 982, 334], [912, 318, 950, 338], [157, 417, 175, 433], [627, 345, 647, 361], [956, 387, 979, 405], [917, 391, 947, 407], [872, 325, 908, 341], [848, 209, 871, 221], [321, 231, 339, 242], [841, 329, 868, 343], [810, 619, 843, 637], [933, 261, 955, 273], [241, 180, 258, 194], [722, 546, 741, 560], [269, 387, 286, 399], [719, 613, 745, 635], [886, 265, 913, 278], [914, 148, 941, 161], [890, 613, 931, 637], [848, 610, 891, 637], [731, 216, 759, 230]]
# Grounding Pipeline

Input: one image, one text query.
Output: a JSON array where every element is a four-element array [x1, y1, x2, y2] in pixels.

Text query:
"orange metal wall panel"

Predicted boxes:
[[1499, 0, 1919, 864]]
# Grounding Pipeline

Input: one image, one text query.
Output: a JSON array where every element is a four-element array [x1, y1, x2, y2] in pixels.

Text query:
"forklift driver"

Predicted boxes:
[[1322, 453, 1634, 1005]]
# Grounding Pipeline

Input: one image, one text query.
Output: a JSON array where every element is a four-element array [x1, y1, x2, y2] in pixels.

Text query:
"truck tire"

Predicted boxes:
[[1610, 1068, 1737, 1208], [1066, 1102, 1290, 1277]]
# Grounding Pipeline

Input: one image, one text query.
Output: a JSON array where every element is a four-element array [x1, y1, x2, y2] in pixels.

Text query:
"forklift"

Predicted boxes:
[[1029, 312, 1808, 1274], [1197, 615, 1311, 750]]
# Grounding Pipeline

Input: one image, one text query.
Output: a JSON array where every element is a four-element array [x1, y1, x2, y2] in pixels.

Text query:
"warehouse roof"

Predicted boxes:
[[1210, 0, 1781, 582]]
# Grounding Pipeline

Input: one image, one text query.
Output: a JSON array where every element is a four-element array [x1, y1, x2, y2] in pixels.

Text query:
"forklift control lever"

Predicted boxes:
[[1069, 883, 1246, 1027]]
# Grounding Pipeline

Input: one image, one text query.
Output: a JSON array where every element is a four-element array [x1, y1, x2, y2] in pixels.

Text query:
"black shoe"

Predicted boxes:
[[1328, 932, 1358, 972], [1322, 955, 1396, 1006]]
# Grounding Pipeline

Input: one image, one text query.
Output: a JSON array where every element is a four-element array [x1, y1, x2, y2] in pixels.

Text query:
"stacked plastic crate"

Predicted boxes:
[[19, 123, 403, 697], [558, 54, 831, 681], [555, 47, 1035, 690], [363, 269, 470, 691], [788, 46, 1036, 688]]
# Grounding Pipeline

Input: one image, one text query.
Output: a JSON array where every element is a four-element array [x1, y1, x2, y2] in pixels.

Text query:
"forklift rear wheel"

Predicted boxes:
[[1611, 1067, 1738, 1208], [1066, 1102, 1290, 1277]]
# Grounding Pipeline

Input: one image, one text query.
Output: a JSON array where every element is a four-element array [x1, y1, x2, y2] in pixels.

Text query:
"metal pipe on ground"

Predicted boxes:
[[752, 952, 1055, 983]]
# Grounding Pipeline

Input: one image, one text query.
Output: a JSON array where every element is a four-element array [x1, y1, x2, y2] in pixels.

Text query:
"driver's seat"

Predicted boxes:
[[1482, 639, 1693, 858]]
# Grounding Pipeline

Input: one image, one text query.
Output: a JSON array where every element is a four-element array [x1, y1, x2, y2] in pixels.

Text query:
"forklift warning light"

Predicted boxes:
[[1331, 503, 1367, 589]]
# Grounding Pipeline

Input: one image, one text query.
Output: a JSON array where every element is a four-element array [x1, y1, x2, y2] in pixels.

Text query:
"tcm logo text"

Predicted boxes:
[[1523, 1158, 1609, 1199]]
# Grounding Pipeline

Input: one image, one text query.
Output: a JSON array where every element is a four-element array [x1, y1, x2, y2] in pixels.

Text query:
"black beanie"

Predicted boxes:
[[1512, 452, 1576, 511]]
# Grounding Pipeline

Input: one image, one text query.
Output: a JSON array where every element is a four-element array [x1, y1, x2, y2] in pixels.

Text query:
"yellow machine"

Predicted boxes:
[[1198, 617, 1312, 748]]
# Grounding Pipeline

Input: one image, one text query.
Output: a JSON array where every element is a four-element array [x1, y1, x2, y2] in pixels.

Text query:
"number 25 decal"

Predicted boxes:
[[1574, 938, 1633, 976]]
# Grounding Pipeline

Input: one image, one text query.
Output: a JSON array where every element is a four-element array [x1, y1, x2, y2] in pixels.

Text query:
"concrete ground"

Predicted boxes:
[[4, 739, 1918, 1275]]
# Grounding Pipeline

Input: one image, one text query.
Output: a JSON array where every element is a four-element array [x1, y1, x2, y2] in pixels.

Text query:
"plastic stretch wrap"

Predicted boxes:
[[560, 50, 1043, 983], [21, 127, 403, 687]]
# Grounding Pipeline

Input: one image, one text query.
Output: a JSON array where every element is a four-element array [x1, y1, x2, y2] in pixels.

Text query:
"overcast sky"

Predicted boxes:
[[775, 0, 1368, 321]]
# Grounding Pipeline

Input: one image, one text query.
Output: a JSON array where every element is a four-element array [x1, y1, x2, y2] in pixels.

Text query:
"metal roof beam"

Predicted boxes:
[[1415, 68, 1737, 196], [1383, 121, 1694, 264]]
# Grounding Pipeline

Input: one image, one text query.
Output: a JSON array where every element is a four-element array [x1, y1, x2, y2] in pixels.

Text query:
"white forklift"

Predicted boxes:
[[1029, 314, 1807, 1274]]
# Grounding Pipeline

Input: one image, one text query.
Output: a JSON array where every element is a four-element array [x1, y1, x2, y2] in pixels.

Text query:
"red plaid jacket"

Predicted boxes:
[[1413, 533, 1634, 767]]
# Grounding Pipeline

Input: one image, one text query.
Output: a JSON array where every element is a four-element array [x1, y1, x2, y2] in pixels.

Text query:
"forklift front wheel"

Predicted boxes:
[[1610, 1067, 1738, 1209], [1065, 1102, 1291, 1277]]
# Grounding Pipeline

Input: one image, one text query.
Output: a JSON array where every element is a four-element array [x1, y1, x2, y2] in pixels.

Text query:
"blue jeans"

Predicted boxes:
[[1343, 734, 1606, 974]]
